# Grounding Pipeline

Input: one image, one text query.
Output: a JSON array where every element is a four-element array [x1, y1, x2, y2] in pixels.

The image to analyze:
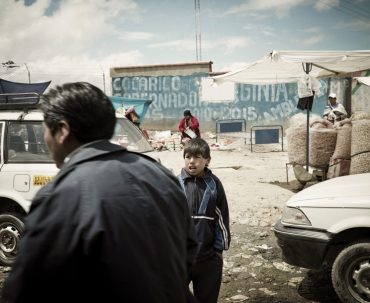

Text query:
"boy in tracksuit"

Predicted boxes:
[[178, 138, 231, 303]]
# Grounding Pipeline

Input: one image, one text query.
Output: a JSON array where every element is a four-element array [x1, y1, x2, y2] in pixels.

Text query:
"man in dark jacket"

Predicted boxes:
[[1, 82, 198, 303]]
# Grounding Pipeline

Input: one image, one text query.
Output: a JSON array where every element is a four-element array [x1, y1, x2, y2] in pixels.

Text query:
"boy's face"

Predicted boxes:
[[184, 153, 210, 177]]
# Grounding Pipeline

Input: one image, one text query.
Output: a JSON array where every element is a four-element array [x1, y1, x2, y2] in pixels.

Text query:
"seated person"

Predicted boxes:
[[323, 93, 348, 123]]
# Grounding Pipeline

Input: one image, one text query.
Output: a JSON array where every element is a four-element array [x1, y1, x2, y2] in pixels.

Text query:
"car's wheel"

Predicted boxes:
[[332, 242, 370, 303], [0, 213, 24, 266]]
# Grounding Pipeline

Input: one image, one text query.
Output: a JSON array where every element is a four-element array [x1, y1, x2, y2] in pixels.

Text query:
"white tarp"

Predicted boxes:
[[355, 76, 370, 86], [200, 77, 235, 102], [212, 50, 370, 85]]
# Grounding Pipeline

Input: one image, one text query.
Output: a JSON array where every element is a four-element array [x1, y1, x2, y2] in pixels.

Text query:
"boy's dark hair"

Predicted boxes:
[[40, 82, 116, 143], [183, 138, 210, 159]]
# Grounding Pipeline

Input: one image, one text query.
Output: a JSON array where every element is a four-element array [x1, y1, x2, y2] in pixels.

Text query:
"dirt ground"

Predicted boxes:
[[0, 136, 341, 302]]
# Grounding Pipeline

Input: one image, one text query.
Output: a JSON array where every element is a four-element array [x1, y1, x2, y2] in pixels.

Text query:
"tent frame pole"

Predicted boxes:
[[306, 106, 309, 171], [303, 63, 313, 171]]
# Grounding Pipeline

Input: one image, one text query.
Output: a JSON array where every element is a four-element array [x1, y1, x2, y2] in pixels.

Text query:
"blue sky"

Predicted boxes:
[[1, 0, 370, 93]]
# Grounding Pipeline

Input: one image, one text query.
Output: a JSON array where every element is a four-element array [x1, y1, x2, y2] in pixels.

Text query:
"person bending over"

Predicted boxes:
[[178, 109, 201, 144]]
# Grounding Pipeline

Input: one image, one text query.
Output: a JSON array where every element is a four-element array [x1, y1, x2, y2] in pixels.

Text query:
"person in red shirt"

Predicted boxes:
[[178, 110, 201, 144]]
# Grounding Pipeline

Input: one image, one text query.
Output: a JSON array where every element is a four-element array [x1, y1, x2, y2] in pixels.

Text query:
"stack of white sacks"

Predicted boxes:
[[286, 111, 370, 179]]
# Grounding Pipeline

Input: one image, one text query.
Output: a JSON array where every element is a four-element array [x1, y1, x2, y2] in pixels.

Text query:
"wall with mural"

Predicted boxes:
[[112, 71, 329, 133]]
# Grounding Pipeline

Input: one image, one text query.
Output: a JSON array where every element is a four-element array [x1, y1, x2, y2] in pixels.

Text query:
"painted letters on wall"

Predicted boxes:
[[112, 72, 328, 130]]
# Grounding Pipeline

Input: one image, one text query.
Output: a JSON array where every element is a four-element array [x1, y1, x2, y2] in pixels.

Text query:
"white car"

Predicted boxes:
[[274, 173, 370, 303], [0, 93, 153, 266]]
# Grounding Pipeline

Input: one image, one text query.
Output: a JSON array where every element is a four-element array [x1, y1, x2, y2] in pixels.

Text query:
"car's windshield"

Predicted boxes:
[[111, 118, 153, 153], [6, 117, 152, 163], [7, 121, 53, 163]]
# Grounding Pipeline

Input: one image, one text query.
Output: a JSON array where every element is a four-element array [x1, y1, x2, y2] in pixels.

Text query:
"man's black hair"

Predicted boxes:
[[40, 82, 116, 143]]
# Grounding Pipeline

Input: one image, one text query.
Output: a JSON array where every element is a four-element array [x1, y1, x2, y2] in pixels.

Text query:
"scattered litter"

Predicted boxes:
[[273, 261, 296, 272], [230, 294, 249, 301], [255, 244, 273, 250], [258, 287, 277, 296], [288, 276, 304, 287]]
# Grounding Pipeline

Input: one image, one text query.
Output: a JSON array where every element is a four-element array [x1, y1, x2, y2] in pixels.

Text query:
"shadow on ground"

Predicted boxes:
[[297, 269, 340, 303]]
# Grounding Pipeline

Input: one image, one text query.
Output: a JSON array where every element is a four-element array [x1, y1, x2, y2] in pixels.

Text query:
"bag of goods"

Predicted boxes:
[[286, 125, 306, 165], [337, 118, 352, 127], [351, 111, 370, 121], [350, 120, 370, 174], [310, 118, 334, 129], [309, 128, 337, 167], [327, 158, 351, 179], [332, 124, 352, 160]]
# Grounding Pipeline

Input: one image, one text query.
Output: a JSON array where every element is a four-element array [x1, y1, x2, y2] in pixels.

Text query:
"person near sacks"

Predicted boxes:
[[323, 92, 348, 123], [178, 109, 201, 144], [1, 82, 199, 303]]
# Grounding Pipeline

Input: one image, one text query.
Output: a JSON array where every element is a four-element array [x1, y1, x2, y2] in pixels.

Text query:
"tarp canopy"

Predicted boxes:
[[109, 96, 152, 124], [212, 50, 370, 85], [0, 78, 51, 108], [354, 76, 370, 86], [0, 78, 51, 94]]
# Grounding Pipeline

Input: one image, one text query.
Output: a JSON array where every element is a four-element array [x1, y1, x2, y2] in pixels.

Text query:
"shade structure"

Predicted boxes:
[[212, 50, 370, 172], [212, 50, 370, 85]]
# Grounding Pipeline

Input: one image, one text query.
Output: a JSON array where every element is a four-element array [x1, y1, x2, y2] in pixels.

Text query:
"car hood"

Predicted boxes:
[[286, 173, 370, 208]]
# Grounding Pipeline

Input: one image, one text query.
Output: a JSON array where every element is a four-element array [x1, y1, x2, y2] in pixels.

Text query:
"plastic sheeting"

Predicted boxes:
[[0, 78, 51, 106], [212, 50, 370, 85], [109, 96, 152, 124], [354, 76, 370, 86], [0, 78, 51, 94]]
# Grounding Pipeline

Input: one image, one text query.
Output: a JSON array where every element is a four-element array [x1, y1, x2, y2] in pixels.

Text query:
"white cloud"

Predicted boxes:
[[335, 20, 370, 31], [0, 0, 144, 93], [225, 0, 306, 18], [303, 27, 321, 33], [0, 50, 144, 95], [314, 0, 340, 12], [148, 39, 195, 52], [148, 36, 252, 55], [261, 29, 277, 37], [0, 0, 140, 66], [301, 34, 324, 46], [119, 31, 156, 41], [210, 37, 253, 53]]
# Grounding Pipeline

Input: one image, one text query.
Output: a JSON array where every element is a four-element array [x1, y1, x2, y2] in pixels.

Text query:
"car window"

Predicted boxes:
[[111, 118, 153, 153], [7, 122, 52, 163]]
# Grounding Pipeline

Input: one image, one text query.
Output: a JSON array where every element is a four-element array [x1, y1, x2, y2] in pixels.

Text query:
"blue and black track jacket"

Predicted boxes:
[[178, 167, 231, 262]]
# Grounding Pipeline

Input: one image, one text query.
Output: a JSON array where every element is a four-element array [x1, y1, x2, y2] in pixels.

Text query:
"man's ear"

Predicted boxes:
[[206, 157, 211, 166], [56, 120, 71, 144]]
